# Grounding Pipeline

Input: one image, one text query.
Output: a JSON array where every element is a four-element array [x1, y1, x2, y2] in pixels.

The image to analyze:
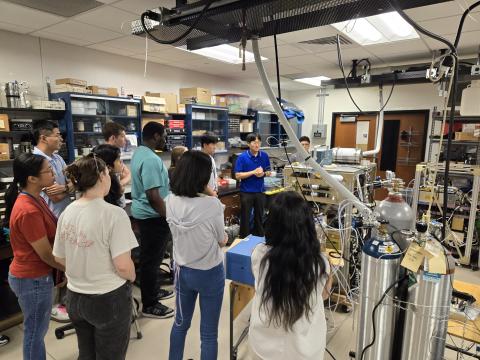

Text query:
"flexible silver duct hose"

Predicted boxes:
[[251, 38, 371, 216]]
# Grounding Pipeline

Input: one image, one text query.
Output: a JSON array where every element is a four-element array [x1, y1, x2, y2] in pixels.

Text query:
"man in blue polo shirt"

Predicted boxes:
[[235, 133, 271, 238]]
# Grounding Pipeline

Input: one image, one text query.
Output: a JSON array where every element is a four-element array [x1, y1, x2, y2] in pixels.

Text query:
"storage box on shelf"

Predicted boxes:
[[180, 87, 212, 105], [184, 104, 228, 150], [0, 107, 66, 164], [50, 93, 141, 163], [146, 92, 178, 113], [215, 94, 249, 115], [429, 112, 480, 165]]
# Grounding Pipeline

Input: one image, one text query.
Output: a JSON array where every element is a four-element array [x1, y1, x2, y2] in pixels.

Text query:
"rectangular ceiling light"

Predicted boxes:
[[294, 76, 331, 87], [178, 44, 267, 64], [332, 11, 419, 46]]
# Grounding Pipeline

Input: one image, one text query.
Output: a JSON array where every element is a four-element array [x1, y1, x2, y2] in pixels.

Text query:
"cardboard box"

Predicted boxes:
[[0, 143, 10, 160], [88, 86, 118, 97], [146, 92, 178, 113], [226, 235, 265, 286], [455, 132, 479, 141], [179, 87, 212, 105], [142, 96, 166, 113], [141, 118, 165, 129], [32, 100, 65, 111], [0, 114, 9, 132], [462, 123, 480, 133], [52, 84, 91, 94], [55, 78, 87, 87], [177, 103, 186, 114]]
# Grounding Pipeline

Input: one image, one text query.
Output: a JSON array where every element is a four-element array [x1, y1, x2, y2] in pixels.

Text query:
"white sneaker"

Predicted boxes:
[[51, 304, 70, 323]]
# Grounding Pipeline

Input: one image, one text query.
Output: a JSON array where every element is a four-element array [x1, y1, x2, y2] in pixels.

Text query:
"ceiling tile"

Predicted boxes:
[[316, 47, 377, 65], [418, 14, 480, 36], [74, 6, 138, 33], [112, 0, 175, 15], [87, 44, 137, 56], [147, 47, 208, 62], [0, 21, 36, 34], [405, 2, 463, 21], [366, 39, 430, 57], [257, 44, 310, 59], [280, 54, 327, 67], [0, 0, 64, 31], [31, 20, 123, 44], [94, 35, 171, 54], [31, 31, 92, 46]]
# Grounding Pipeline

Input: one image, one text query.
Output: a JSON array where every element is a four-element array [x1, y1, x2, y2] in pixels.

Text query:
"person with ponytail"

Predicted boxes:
[[248, 191, 332, 360], [52, 154, 138, 360], [6, 153, 65, 360]]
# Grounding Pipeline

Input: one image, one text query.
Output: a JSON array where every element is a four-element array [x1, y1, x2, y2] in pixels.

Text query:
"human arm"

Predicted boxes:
[[31, 237, 65, 271], [146, 188, 166, 217], [204, 186, 218, 197], [113, 251, 136, 282], [321, 256, 332, 300], [119, 164, 131, 187], [211, 200, 228, 247], [110, 209, 139, 281]]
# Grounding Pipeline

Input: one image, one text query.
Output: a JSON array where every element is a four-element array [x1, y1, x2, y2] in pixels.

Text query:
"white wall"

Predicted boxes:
[[288, 83, 445, 159], [0, 29, 275, 104]]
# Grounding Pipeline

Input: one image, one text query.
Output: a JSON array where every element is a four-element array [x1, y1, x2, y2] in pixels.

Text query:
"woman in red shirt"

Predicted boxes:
[[6, 153, 65, 360]]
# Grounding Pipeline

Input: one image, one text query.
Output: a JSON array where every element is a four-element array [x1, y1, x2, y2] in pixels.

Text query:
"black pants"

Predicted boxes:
[[240, 192, 266, 238], [66, 282, 132, 360], [136, 216, 171, 308]]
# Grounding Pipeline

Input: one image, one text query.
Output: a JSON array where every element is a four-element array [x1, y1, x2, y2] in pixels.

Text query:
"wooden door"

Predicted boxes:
[[333, 112, 428, 199]]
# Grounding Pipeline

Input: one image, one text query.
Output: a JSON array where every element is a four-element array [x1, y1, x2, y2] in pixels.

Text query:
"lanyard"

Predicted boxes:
[[20, 191, 58, 225]]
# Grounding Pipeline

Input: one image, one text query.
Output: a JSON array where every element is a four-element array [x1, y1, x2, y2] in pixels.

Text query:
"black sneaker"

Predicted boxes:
[[157, 288, 174, 300], [142, 303, 174, 319], [0, 335, 9, 347]]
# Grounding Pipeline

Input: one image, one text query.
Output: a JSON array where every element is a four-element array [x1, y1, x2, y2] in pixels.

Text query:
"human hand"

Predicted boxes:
[[254, 167, 264, 177], [219, 233, 228, 247], [44, 183, 66, 196]]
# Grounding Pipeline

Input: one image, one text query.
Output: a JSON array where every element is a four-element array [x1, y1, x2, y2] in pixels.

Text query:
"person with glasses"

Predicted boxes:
[[32, 120, 74, 322], [234, 133, 271, 238], [5, 153, 65, 360]]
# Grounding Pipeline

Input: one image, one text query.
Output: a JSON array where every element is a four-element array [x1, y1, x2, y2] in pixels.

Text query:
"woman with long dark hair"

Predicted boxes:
[[166, 150, 227, 360], [92, 144, 124, 207], [52, 155, 138, 359], [6, 153, 65, 360], [249, 191, 331, 360]]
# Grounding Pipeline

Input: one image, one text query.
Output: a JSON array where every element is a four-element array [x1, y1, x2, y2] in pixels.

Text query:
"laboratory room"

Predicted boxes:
[[0, 0, 480, 359]]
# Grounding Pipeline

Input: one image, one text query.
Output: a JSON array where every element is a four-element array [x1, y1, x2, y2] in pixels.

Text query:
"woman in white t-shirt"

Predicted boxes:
[[53, 154, 138, 360], [249, 191, 332, 360]]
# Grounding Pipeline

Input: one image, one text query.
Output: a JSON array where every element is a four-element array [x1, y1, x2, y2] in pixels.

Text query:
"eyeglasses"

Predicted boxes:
[[39, 166, 55, 175], [45, 133, 62, 139]]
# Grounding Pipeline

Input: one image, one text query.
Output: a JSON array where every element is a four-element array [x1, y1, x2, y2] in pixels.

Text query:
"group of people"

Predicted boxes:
[[5, 117, 331, 360]]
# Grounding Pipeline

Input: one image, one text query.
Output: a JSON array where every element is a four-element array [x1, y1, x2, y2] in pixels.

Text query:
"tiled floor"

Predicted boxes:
[[0, 267, 478, 359]]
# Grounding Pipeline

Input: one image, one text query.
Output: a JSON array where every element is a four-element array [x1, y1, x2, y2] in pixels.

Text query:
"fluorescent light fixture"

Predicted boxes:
[[332, 11, 419, 45], [294, 76, 331, 87], [177, 44, 267, 64]]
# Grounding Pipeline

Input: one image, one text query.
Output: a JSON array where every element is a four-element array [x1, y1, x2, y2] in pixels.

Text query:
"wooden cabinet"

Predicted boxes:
[[220, 192, 240, 221]]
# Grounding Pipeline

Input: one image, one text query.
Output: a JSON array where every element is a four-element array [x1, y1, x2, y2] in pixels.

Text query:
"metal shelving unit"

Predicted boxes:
[[50, 93, 141, 163], [428, 113, 480, 165], [411, 162, 480, 267], [185, 104, 228, 150]]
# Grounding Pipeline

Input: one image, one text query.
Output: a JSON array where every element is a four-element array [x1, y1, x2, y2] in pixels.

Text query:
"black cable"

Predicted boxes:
[[336, 35, 396, 113], [454, 1, 480, 48], [389, 1, 456, 54], [336, 34, 364, 113], [140, 0, 215, 45], [360, 274, 408, 360], [274, 33, 282, 106], [325, 348, 337, 360]]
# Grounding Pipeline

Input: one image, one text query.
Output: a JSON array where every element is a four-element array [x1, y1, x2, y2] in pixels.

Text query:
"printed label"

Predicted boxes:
[[423, 272, 442, 283]]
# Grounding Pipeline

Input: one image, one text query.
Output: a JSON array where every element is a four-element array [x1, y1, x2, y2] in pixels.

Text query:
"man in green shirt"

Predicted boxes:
[[131, 122, 174, 319]]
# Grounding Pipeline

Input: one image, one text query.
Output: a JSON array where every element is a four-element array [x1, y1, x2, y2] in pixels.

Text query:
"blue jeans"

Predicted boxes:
[[8, 273, 53, 360], [169, 263, 225, 360]]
